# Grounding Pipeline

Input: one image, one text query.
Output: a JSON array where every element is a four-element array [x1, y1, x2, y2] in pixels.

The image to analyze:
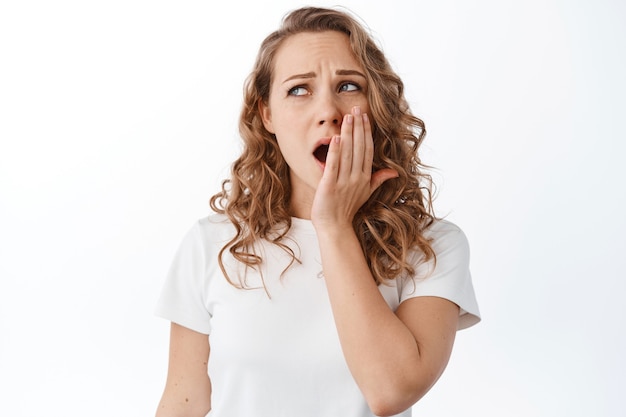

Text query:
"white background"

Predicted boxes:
[[1, 0, 624, 416]]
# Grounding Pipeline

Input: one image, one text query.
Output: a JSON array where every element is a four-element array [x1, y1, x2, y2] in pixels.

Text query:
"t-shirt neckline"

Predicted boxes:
[[289, 217, 317, 235]]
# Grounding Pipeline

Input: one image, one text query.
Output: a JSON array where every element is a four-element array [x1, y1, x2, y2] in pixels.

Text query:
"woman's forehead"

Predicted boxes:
[[271, 31, 363, 78]]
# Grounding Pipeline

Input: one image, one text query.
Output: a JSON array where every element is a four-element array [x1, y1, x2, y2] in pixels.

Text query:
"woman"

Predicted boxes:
[[155, 6, 480, 417]]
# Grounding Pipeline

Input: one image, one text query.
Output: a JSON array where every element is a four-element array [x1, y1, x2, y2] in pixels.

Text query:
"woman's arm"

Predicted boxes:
[[155, 323, 212, 417], [317, 227, 459, 416], [312, 107, 460, 416]]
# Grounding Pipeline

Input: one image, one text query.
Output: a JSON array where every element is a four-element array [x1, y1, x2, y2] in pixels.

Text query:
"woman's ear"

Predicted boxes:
[[258, 99, 275, 134]]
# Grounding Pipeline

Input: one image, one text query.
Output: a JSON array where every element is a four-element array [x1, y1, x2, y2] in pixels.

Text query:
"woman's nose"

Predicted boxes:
[[317, 93, 342, 126], [319, 115, 340, 125]]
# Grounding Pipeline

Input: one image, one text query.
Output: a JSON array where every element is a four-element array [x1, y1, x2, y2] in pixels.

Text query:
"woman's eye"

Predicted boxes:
[[339, 82, 360, 92], [288, 86, 308, 96]]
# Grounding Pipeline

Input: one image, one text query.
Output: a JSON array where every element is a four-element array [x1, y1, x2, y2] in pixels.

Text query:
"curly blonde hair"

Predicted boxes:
[[210, 6, 436, 287]]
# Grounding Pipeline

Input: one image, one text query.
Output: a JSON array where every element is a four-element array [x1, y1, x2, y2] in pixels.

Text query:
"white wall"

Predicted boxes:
[[1, 0, 624, 415]]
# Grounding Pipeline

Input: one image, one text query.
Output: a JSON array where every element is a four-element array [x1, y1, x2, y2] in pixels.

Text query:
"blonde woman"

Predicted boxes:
[[155, 6, 480, 417]]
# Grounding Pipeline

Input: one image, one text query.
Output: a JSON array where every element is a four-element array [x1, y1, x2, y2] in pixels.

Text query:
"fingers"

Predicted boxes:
[[322, 134, 341, 182], [313, 106, 397, 225], [362, 112, 374, 175], [370, 168, 399, 192], [350, 106, 398, 193], [351, 107, 366, 174], [338, 112, 354, 181], [337, 106, 369, 178], [324, 105, 396, 192]]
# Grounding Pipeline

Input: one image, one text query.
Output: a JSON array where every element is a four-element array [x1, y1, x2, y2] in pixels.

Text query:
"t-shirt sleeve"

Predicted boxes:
[[400, 221, 481, 330], [154, 221, 212, 334]]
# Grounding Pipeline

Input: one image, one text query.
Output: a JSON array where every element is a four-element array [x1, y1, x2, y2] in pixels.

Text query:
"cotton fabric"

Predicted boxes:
[[156, 214, 480, 417]]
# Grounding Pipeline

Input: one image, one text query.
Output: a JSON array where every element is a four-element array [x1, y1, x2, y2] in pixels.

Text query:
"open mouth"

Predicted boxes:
[[313, 144, 329, 163]]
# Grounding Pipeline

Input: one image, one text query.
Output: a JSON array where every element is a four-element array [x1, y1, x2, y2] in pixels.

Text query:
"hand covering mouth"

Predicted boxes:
[[313, 144, 329, 163]]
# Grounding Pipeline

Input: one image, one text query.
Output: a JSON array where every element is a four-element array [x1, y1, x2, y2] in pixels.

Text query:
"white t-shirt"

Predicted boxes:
[[155, 214, 480, 417]]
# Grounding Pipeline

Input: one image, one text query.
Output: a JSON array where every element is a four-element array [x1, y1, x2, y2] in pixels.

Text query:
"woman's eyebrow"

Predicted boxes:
[[282, 72, 315, 84], [335, 69, 366, 78], [282, 69, 366, 85]]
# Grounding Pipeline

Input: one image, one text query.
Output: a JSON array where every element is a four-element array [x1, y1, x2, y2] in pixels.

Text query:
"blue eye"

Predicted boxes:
[[339, 82, 360, 92], [288, 86, 308, 96]]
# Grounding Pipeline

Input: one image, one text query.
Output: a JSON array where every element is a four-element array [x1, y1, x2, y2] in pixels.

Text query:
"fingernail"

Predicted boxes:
[[334, 135, 340, 143], [363, 113, 369, 123], [353, 106, 361, 115], [346, 114, 353, 124]]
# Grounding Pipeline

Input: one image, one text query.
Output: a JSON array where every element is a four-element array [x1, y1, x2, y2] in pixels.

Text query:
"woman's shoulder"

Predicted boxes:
[[196, 212, 232, 229], [181, 213, 236, 249], [401, 218, 470, 270], [192, 212, 233, 231], [424, 218, 468, 245]]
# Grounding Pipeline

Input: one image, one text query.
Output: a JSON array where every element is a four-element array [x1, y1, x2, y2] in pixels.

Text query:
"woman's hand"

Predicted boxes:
[[311, 106, 398, 230]]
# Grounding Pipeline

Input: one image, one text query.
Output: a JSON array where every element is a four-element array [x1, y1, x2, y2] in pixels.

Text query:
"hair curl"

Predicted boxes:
[[210, 6, 436, 288]]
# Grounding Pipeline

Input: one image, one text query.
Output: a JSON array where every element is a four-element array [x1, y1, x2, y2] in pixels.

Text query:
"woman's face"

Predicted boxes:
[[260, 30, 370, 205]]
